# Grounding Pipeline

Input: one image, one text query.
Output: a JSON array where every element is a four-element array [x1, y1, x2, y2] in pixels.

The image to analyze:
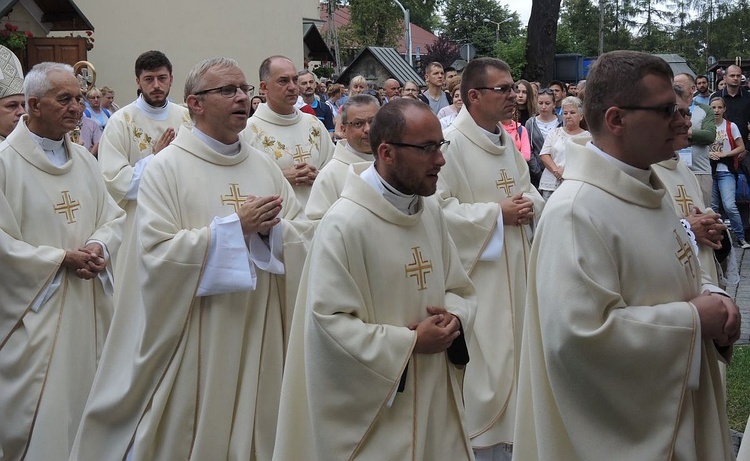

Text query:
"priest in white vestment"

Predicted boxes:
[[274, 98, 476, 461], [70, 58, 313, 461], [242, 56, 334, 208], [305, 93, 379, 219], [436, 58, 544, 460], [0, 63, 124, 460], [512, 51, 739, 461], [97, 51, 191, 271]]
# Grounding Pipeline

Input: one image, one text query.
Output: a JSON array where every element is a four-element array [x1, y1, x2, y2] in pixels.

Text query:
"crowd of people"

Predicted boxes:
[[0, 43, 747, 461]]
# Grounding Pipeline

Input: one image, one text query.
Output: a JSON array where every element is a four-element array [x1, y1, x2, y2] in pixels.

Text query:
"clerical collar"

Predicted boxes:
[[360, 164, 419, 215], [480, 125, 503, 146], [29, 130, 68, 167], [135, 94, 170, 121], [345, 141, 371, 161], [192, 127, 241, 156], [276, 110, 297, 120], [587, 141, 651, 185]]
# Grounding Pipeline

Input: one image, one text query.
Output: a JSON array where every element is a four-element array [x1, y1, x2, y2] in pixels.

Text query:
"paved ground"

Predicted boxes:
[[725, 247, 750, 346]]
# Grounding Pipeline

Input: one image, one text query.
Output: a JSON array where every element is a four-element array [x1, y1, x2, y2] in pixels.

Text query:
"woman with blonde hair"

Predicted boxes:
[[83, 87, 111, 132]]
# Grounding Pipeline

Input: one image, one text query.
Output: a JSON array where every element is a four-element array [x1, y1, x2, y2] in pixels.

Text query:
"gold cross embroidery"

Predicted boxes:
[[404, 246, 432, 291], [221, 183, 247, 212], [674, 185, 694, 216], [495, 169, 516, 195], [674, 229, 695, 278], [53, 191, 80, 224], [292, 145, 312, 164]]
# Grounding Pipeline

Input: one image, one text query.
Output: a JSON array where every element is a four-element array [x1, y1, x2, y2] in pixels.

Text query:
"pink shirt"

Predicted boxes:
[[501, 120, 531, 161]]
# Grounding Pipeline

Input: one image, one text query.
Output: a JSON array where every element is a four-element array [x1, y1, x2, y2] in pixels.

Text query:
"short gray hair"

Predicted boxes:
[[560, 96, 583, 113], [24, 62, 74, 107], [184, 57, 239, 119], [340, 94, 379, 124]]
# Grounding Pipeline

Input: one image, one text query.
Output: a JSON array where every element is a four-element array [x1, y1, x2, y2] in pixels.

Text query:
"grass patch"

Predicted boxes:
[[727, 345, 750, 431]]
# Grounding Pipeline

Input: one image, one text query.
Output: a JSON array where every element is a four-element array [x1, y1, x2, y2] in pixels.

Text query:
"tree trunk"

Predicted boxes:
[[523, 0, 563, 85]]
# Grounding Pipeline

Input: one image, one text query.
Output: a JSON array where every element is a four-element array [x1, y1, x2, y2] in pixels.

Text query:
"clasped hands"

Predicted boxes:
[[692, 290, 741, 347], [283, 162, 318, 187], [63, 242, 106, 280], [501, 193, 535, 226], [239, 194, 283, 236], [409, 306, 461, 354], [685, 207, 726, 250]]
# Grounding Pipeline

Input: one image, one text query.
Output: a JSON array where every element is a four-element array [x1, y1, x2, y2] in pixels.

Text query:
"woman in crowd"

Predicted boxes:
[[325, 84, 343, 119], [402, 80, 420, 99], [84, 87, 111, 132], [525, 88, 560, 189], [515, 79, 536, 125], [501, 108, 531, 162], [538, 96, 590, 200], [709, 96, 750, 248], [100, 86, 119, 113], [438, 77, 462, 128], [249, 95, 264, 117]]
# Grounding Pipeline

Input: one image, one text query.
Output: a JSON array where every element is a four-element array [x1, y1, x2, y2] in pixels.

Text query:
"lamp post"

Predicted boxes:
[[483, 17, 512, 44], [393, 0, 412, 67]]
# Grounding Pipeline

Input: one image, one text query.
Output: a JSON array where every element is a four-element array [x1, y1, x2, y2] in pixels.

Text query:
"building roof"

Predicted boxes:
[[337, 46, 424, 86], [654, 54, 695, 78], [0, 0, 93, 31], [303, 22, 334, 62], [319, 3, 438, 55]]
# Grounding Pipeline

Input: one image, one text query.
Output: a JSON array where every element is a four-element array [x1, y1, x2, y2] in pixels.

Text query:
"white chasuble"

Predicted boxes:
[[0, 118, 124, 460], [512, 140, 733, 461], [305, 140, 372, 220], [437, 107, 545, 448], [70, 128, 313, 461], [242, 103, 334, 208], [652, 157, 720, 285], [273, 165, 476, 461]]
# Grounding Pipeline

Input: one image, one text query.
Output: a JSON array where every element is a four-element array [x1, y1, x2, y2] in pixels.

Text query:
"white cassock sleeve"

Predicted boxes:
[[479, 214, 504, 261], [124, 154, 154, 200], [196, 213, 284, 297]]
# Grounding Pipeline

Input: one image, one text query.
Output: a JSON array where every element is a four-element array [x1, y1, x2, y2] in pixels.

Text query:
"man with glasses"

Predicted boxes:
[[437, 57, 544, 461], [98, 50, 191, 273], [242, 55, 334, 208], [274, 97, 476, 461], [306, 94, 380, 219], [513, 50, 739, 461], [71, 57, 312, 461], [0, 62, 124, 460]]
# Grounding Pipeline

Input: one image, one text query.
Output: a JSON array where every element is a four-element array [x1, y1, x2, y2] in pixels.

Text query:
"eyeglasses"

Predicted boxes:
[[194, 84, 254, 98], [538, 88, 554, 95], [387, 140, 450, 154], [474, 85, 516, 95], [345, 118, 375, 129], [618, 103, 690, 118]]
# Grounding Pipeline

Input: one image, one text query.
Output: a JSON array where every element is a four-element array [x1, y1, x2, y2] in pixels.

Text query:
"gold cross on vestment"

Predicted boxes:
[[674, 185, 694, 216], [405, 246, 432, 291], [674, 229, 696, 278], [495, 169, 516, 195], [292, 145, 312, 164], [221, 183, 247, 212], [53, 191, 80, 224]]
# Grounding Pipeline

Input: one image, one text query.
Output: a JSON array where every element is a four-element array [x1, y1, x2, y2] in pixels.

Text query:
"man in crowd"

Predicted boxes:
[[0, 62, 124, 459], [297, 70, 334, 134], [444, 66, 459, 89], [243, 55, 334, 208], [694, 74, 712, 105], [70, 57, 313, 461], [98, 50, 191, 267], [513, 50, 739, 461], [305, 93, 379, 219], [418, 61, 452, 114], [674, 72, 716, 207], [383, 78, 401, 103], [0, 45, 25, 140], [549, 79, 567, 116], [437, 57, 544, 461], [273, 98, 476, 461]]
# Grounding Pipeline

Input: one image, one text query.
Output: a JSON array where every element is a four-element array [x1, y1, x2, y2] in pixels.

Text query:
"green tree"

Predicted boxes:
[[442, 0, 520, 57], [339, 0, 403, 49], [494, 33, 528, 80], [557, 0, 600, 56], [402, 0, 443, 32]]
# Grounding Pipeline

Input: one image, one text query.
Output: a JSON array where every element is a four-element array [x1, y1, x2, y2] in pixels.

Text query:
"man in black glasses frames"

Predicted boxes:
[[514, 50, 740, 461], [274, 98, 475, 461], [438, 56, 544, 461]]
